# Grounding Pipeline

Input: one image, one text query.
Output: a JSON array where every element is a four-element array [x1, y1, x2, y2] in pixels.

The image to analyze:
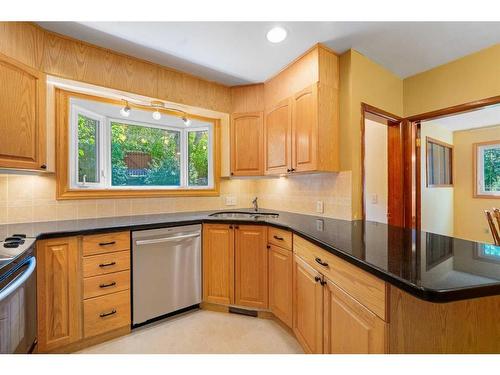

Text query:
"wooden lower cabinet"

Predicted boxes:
[[292, 255, 323, 354], [234, 225, 268, 309], [323, 278, 387, 354], [268, 244, 293, 327], [36, 237, 82, 352], [202, 224, 235, 305]]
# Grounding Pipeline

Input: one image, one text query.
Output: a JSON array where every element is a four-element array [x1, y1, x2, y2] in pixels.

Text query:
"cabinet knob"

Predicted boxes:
[[40, 164, 47, 169], [229, 225, 233, 229], [314, 276, 322, 283], [267, 245, 271, 249]]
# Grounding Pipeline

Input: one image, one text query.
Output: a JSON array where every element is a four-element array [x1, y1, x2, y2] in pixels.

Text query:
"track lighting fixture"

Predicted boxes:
[[120, 101, 131, 117]]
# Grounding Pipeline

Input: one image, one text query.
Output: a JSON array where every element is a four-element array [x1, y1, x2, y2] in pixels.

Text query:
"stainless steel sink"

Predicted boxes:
[[209, 211, 279, 219]]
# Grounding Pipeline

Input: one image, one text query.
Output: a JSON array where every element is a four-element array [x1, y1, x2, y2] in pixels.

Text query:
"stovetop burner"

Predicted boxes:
[[3, 234, 27, 248], [0, 234, 36, 276]]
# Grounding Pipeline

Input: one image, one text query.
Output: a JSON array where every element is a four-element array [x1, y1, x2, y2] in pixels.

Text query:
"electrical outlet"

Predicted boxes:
[[225, 196, 237, 206], [316, 219, 324, 232], [316, 200, 324, 214]]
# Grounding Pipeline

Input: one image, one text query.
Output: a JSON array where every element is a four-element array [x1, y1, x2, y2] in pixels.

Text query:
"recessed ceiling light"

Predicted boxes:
[[266, 27, 287, 43]]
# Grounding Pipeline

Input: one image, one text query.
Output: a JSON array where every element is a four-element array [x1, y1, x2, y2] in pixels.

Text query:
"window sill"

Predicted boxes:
[[473, 193, 500, 200], [56, 187, 220, 200]]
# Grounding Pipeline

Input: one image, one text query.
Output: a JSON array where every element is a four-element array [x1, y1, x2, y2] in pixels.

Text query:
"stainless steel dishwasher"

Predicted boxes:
[[132, 224, 202, 326]]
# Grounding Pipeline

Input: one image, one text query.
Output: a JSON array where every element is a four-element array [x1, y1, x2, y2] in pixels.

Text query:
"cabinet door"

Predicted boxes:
[[0, 53, 46, 170], [230, 112, 264, 176], [291, 84, 318, 172], [268, 244, 293, 327], [202, 224, 234, 305], [235, 225, 268, 309], [293, 255, 323, 354], [323, 278, 387, 354], [37, 237, 82, 352], [264, 99, 292, 174]]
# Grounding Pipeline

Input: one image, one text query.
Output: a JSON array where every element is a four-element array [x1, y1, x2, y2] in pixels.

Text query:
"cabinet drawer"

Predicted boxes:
[[82, 231, 130, 256], [83, 290, 130, 338], [83, 250, 130, 278], [268, 227, 292, 250], [293, 234, 387, 320], [83, 270, 130, 300]]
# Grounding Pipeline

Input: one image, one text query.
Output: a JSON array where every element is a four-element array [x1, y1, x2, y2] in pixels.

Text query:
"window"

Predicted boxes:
[[474, 140, 500, 197], [65, 94, 216, 197], [426, 137, 453, 187]]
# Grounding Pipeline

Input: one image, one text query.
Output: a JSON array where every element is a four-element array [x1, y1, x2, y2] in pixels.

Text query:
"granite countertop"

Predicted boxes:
[[2, 208, 499, 303]]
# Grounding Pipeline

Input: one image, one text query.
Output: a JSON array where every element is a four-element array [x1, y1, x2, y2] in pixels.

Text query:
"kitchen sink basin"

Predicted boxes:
[[209, 211, 279, 219]]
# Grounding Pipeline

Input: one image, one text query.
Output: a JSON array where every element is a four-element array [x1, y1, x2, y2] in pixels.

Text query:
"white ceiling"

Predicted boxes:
[[38, 22, 500, 86], [425, 104, 500, 132]]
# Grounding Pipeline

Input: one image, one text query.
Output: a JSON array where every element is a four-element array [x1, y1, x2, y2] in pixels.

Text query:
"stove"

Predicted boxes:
[[0, 234, 36, 276]]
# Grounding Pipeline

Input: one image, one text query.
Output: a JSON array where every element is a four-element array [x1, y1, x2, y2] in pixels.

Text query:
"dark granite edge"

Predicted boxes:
[[24, 212, 500, 303]]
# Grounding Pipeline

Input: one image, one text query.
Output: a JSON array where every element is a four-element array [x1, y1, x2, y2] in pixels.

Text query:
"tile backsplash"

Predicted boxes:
[[0, 172, 352, 224]]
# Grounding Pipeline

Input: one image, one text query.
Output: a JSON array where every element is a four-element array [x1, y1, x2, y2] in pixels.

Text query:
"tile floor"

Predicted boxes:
[[77, 309, 303, 354]]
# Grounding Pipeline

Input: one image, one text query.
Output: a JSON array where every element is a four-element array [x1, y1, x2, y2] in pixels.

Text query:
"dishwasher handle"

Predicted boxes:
[[135, 232, 201, 246]]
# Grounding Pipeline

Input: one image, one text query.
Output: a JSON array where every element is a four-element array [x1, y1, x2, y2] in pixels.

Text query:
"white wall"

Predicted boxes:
[[420, 122, 454, 236], [364, 119, 388, 223]]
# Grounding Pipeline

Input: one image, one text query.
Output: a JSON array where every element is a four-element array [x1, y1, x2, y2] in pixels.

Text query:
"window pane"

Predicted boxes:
[[78, 114, 99, 183], [188, 130, 209, 186], [427, 139, 452, 186], [483, 145, 500, 192], [111, 122, 180, 186]]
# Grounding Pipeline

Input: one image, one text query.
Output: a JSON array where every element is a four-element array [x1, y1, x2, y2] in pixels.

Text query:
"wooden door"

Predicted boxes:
[[230, 112, 264, 176], [387, 121, 405, 226], [234, 225, 268, 309], [292, 84, 318, 172], [268, 244, 293, 327], [292, 255, 323, 354], [202, 224, 235, 305], [323, 278, 387, 354], [37, 237, 82, 352], [265, 98, 292, 174], [0, 53, 46, 170]]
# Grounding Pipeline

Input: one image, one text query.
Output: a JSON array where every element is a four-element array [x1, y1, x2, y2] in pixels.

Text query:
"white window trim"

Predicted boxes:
[[69, 104, 214, 191], [476, 142, 500, 197]]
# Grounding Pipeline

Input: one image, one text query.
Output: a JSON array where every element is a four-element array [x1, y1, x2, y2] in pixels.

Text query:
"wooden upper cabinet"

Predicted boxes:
[[230, 112, 264, 176], [268, 244, 293, 328], [37, 237, 82, 352], [234, 225, 268, 309], [292, 84, 318, 172], [264, 98, 292, 174], [323, 278, 387, 354], [202, 224, 235, 305], [293, 255, 323, 354], [0, 53, 46, 170]]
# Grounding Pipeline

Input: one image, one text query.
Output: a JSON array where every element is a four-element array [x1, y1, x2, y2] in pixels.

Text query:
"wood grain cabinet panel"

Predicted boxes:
[[202, 224, 235, 305], [292, 84, 318, 172], [0, 53, 46, 170], [230, 112, 264, 176], [292, 255, 323, 354], [234, 225, 268, 309], [36, 237, 81, 352], [324, 279, 387, 354], [82, 250, 130, 278], [83, 270, 130, 300], [82, 231, 130, 256], [268, 244, 293, 327], [264, 98, 292, 174]]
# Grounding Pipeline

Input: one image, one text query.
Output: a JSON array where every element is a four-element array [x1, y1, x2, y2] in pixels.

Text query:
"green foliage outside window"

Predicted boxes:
[[78, 114, 98, 183], [483, 147, 500, 192], [188, 130, 209, 186]]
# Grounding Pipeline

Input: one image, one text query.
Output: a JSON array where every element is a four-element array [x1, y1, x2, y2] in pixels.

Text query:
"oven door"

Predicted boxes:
[[0, 256, 37, 354]]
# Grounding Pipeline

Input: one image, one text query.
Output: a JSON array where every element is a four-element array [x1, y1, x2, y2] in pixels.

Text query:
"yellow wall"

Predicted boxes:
[[453, 125, 500, 243], [420, 123, 454, 236], [404, 44, 500, 117], [340, 50, 404, 219]]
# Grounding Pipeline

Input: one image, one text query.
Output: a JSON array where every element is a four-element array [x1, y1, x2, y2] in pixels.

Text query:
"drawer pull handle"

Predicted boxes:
[[99, 281, 116, 288], [99, 309, 117, 318], [315, 257, 329, 267], [99, 241, 116, 246], [99, 261, 116, 268], [314, 276, 321, 283], [273, 235, 284, 241]]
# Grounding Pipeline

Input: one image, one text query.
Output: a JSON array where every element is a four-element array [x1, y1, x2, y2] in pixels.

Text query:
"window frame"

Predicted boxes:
[[425, 136, 454, 188], [56, 89, 220, 200], [474, 140, 500, 199]]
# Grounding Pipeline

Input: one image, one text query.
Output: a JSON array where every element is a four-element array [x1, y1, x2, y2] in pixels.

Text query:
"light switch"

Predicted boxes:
[[225, 196, 237, 206], [371, 193, 378, 204], [316, 200, 324, 214]]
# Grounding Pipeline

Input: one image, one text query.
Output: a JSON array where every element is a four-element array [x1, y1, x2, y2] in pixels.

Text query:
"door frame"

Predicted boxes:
[[405, 95, 500, 231], [360, 103, 407, 226]]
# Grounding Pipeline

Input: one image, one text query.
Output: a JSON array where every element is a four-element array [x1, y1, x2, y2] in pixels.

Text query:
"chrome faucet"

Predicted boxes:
[[252, 197, 259, 212]]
